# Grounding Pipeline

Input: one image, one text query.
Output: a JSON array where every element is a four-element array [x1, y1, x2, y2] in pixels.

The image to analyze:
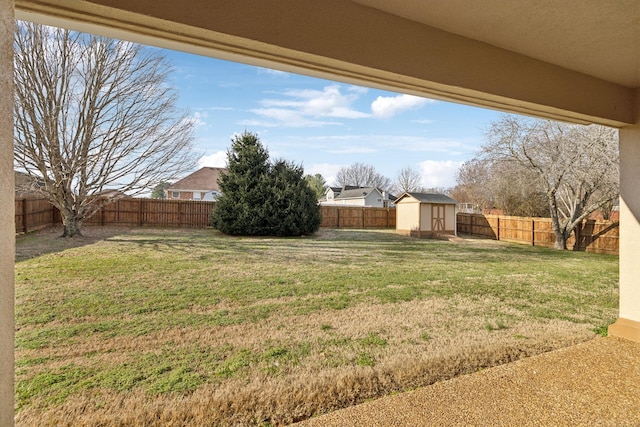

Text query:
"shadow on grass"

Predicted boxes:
[[15, 225, 134, 262]]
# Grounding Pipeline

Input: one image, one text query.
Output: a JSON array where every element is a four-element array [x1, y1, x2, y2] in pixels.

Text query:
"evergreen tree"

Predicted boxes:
[[211, 132, 321, 236], [211, 132, 270, 235], [266, 160, 322, 236], [150, 181, 171, 199], [304, 173, 327, 199]]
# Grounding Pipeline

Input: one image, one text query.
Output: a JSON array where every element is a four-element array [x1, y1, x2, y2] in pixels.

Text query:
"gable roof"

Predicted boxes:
[[396, 192, 457, 204], [335, 187, 382, 200], [167, 167, 226, 192], [327, 185, 360, 195]]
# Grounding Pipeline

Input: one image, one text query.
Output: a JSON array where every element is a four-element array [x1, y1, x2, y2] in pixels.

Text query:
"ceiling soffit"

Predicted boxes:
[[14, 0, 638, 126]]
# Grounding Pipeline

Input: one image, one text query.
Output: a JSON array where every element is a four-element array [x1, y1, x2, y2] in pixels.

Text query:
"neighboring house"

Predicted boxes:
[[395, 192, 457, 238], [456, 202, 475, 214], [14, 171, 43, 198], [320, 186, 396, 208], [165, 167, 226, 201]]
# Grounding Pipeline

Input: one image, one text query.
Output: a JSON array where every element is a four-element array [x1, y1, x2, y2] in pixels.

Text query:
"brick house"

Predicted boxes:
[[165, 167, 226, 201]]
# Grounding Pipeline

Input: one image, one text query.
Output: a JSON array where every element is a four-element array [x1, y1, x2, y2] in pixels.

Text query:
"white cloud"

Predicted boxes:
[[247, 84, 369, 128], [326, 146, 378, 154], [305, 163, 346, 187], [418, 160, 463, 189], [371, 94, 433, 118], [192, 111, 208, 127], [348, 86, 369, 94], [197, 151, 227, 168], [304, 134, 470, 156], [257, 67, 291, 78], [242, 108, 341, 128]]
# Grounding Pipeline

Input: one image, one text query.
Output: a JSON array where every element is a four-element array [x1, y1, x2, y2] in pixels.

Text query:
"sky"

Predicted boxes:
[[163, 49, 506, 189]]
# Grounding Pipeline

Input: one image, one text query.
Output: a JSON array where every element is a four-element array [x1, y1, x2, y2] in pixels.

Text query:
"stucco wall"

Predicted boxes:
[[618, 124, 640, 323], [0, 1, 14, 424]]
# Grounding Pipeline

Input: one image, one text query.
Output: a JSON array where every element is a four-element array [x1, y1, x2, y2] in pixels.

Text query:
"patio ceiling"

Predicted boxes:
[[14, 0, 640, 127], [353, 0, 640, 88]]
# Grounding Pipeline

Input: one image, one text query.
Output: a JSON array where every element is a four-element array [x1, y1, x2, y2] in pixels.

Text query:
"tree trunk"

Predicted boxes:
[[61, 215, 84, 237], [548, 193, 567, 250], [553, 231, 567, 250]]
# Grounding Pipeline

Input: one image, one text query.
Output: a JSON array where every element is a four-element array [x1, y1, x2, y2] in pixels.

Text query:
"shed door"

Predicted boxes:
[[432, 205, 445, 231]]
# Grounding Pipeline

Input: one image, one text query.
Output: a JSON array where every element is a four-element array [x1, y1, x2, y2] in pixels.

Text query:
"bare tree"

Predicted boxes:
[[14, 22, 198, 236], [482, 115, 618, 249], [335, 163, 391, 190], [392, 166, 424, 194], [453, 158, 494, 212]]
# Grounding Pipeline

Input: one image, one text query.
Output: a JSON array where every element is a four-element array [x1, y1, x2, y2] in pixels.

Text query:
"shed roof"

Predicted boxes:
[[396, 192, 457, 204]]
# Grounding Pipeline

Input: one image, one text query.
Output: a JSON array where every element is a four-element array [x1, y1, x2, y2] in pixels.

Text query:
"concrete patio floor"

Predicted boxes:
[[295, 337, 640, 426]]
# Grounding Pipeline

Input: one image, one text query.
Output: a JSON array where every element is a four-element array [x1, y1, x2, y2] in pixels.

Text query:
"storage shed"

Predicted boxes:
[[395, 192, 457, 238]]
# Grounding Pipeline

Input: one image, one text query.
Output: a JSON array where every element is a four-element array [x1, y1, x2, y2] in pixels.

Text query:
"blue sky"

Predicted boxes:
[[165, 49, 505, 189]]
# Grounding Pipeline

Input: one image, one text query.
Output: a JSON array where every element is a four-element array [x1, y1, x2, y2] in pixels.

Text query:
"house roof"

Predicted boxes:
[[167, 167, 226, 192], [14, 171, 34, 188], [14, 171, 43, 195], [396, 192, 457, 204], [335, 187, 381, 200]]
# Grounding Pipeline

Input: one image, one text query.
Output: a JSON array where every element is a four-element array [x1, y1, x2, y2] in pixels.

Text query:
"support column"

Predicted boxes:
[[609, 89, 640, 342], [0, 0, 15, 425]]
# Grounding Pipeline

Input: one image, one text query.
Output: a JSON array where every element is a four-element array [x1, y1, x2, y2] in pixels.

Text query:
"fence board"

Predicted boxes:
[[456, 213, 618, 255]]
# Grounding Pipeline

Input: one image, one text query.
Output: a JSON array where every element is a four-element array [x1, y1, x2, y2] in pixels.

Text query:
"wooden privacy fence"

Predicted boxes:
[[15, 197, 396, 232], [84, 198, 216, 228], [320, 206, 396, 229], [457, 213, 619, 255], [14, 197, 59, 233]]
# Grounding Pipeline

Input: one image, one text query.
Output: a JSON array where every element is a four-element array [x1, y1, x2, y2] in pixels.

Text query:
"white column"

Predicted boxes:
[[609, 89, 640, 342], [0, 0, 15, 425]]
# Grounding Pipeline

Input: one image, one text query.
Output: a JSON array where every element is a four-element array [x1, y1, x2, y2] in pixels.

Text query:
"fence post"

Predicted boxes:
[[362, 208, 365, 229], [337, 208, 340, 228], [531, 219, 535, 246], [22, 198, 28, 233], [497, 216, 500, 241], [138, 199, 143, 226]]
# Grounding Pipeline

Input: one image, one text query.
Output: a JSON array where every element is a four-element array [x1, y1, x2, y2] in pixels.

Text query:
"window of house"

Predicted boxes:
[[193, 192, 201, 200], [172, 191, 179, 199]]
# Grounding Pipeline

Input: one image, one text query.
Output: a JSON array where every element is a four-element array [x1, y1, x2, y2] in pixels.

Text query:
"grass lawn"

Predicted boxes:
[[14, 226, 619, 426]]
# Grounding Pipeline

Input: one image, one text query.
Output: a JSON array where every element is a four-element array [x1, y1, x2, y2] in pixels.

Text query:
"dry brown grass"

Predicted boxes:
[[14, 227, 618, 426]]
